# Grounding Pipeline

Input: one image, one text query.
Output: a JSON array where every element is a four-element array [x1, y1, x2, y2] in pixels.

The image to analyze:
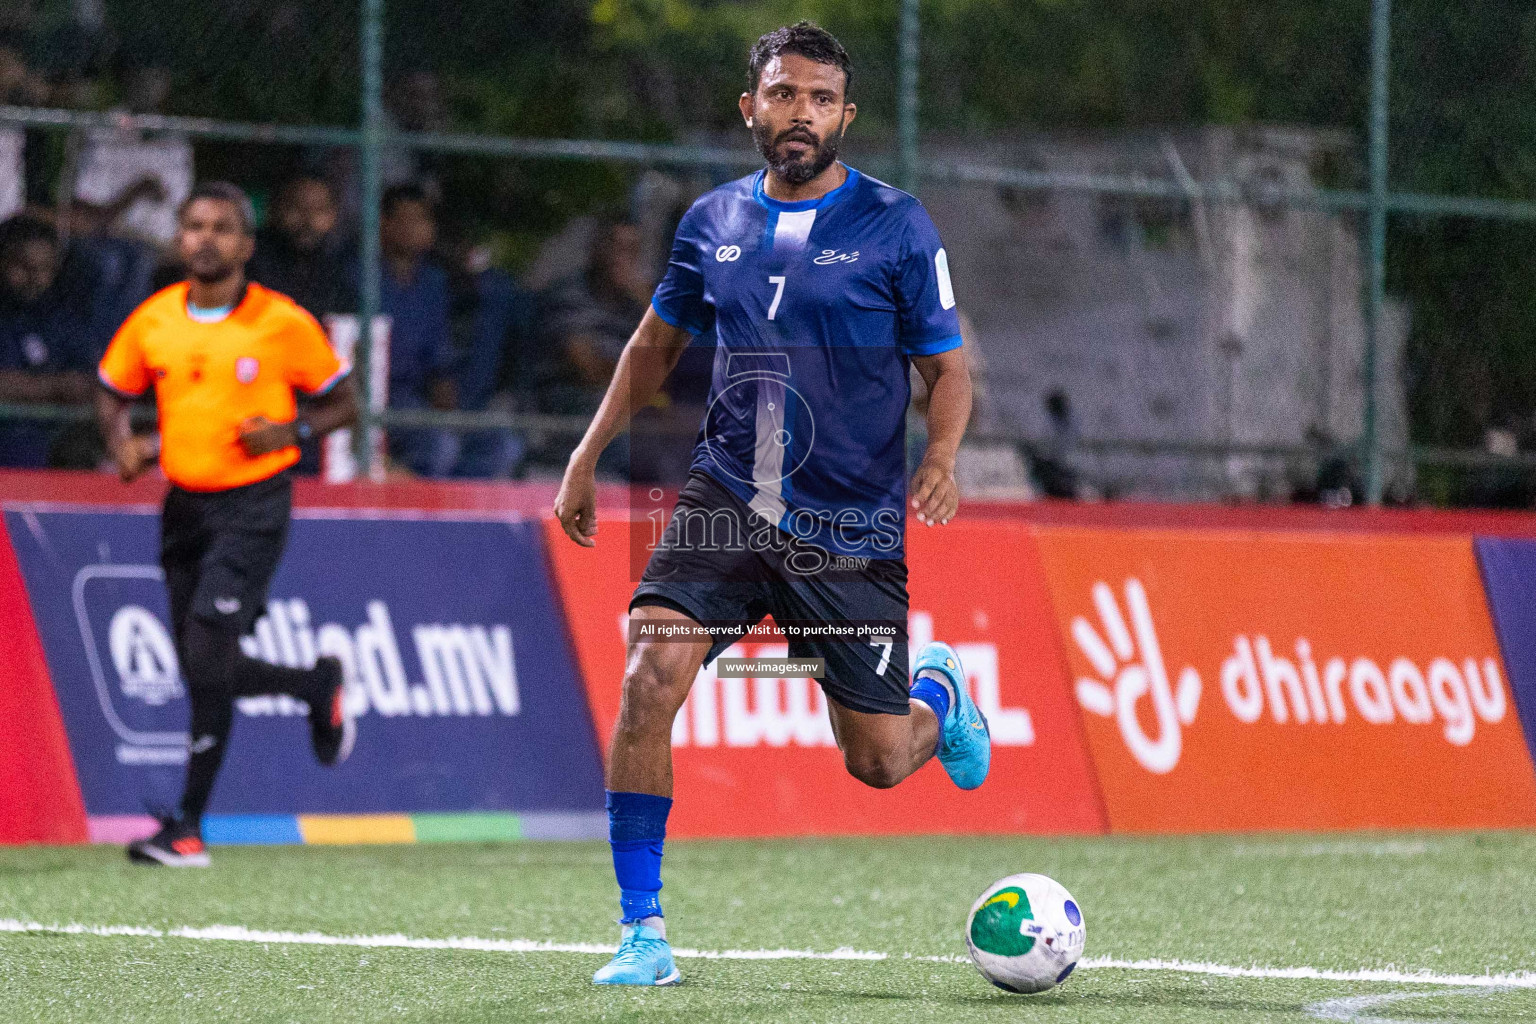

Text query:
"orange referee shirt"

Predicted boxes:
[[99, 281, 349, 492]]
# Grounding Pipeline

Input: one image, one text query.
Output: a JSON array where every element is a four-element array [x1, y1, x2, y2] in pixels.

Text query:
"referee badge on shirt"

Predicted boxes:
[[235, 356, 259, 384]]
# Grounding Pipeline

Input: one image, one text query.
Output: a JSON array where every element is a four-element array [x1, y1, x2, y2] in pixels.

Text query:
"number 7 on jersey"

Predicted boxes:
[[767, 275, 786, 320]]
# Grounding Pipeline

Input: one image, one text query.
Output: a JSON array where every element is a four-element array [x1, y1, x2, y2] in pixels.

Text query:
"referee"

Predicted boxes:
[[96, 181, 360, 867]]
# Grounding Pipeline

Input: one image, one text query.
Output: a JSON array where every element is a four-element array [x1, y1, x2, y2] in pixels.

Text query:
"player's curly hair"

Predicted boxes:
[[747, 21, 852, 97]]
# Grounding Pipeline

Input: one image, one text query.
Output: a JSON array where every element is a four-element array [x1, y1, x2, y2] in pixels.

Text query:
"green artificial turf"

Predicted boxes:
[[1, 832, 1532, 1023]]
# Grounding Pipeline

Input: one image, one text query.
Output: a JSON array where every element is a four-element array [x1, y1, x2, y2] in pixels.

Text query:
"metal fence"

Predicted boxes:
[[3, 0, 1535, 504]]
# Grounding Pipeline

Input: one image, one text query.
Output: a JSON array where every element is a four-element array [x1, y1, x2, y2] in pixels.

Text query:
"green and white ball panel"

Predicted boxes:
[[965, 873, 1086, 994]]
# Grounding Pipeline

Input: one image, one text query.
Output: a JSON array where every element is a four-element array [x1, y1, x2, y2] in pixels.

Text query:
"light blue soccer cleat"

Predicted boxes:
[[592, 923, 681, 986], [915, 641, 991, 790]]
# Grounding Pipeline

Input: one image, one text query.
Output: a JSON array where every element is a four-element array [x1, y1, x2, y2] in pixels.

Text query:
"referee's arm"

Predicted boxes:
[[96, 384, 157, 482], [237, 378, 358, 457]]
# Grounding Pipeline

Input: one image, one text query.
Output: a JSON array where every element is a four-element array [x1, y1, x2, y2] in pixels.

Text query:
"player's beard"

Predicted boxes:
[[754, 118, 843, 187], [185, 245, 238, 285]]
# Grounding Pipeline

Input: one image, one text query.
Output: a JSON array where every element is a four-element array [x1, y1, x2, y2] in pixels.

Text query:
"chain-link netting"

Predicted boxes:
[[2, 1, 1534, 503], [1385, 2, 1536, 506]]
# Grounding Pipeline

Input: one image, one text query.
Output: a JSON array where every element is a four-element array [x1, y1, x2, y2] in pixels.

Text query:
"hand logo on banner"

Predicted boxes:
[[1071, 579, 1201, 774]]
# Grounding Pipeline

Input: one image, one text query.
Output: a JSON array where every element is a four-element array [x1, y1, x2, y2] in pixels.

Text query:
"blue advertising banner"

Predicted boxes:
[[4, 507, 605, 819], [1474, 537, 1536, 766]]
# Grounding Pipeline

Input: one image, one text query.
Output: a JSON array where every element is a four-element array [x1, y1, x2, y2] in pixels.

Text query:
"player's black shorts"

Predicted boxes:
[[161, 471, 292, 638], [631, 470, 910, 716]]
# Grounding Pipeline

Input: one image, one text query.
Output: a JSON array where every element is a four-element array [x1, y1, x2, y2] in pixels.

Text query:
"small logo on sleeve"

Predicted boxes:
[[936, 248, 956, 310]]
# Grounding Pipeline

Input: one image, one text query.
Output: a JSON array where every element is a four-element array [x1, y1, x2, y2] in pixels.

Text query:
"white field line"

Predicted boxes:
[[1305, 987, 1500, 1023], [2, 919, 1534, 989], [1228, 840, 1432, 859]]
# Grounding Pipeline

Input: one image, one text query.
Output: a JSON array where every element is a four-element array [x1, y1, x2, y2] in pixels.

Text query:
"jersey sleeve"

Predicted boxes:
[[894, 203, 963, 356], [284, 307, 351, 395], [650, 204, 716, 336], [97, 311, 150, 396]]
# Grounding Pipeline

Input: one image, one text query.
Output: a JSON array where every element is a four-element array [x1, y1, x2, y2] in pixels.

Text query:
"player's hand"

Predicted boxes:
[[554, 457, 599, 547], [910, 457, 959, 526], [238, 416, 298, 457], [114, 435, 156, 483]]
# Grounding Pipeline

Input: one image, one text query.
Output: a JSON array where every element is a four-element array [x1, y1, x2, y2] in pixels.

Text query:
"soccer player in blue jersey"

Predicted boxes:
[[554, 21, 989, 986]]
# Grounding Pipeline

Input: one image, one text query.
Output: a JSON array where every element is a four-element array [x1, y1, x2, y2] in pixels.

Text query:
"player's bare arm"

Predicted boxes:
[[553, 306, 692, 547], [238, 377, 359, 457], [910, 346, 972, 526], [94, 386, 156, 482]]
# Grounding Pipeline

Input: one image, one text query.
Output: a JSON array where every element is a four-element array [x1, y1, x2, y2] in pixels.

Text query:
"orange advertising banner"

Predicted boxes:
[[1033, 528, 1536, 832], [544, 517, 1105, 838]]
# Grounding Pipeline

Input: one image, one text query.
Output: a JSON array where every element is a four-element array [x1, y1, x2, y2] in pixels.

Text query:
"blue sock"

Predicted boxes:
[[910, 673, 952, 754], [607, 790, 672, 925]]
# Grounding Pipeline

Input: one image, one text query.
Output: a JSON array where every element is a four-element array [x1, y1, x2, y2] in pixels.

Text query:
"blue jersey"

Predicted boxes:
[[651, 166, 961, 558]]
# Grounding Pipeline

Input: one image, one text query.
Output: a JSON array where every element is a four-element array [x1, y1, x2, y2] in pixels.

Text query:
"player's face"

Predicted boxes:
[[741, 53, 856, 186], [176, 198, 254, 283]]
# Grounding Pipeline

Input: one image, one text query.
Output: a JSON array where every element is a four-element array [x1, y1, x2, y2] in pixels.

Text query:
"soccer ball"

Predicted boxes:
[[965, 873, 1086, 994]]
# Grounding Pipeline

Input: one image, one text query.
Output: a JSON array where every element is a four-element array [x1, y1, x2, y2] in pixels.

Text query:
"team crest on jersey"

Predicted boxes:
[[235, 357, 259, 384]]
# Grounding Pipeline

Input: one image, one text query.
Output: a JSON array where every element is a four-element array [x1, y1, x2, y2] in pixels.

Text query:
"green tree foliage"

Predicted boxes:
[[581, 1, 1536, 453], [98, 0, 1536, 452]]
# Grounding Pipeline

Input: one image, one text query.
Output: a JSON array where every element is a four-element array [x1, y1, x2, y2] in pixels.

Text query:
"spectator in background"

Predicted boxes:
[[250, 173, 356, 476], [0, 216, 96, 468], [0, 37, 34, 223], [1290, 425, 1358, 508], [0, 34, 160, 358], [1467, 416, 1532, 509], [536, 216, 656, 477], [249, 173, 354, 320], [1032, 389, 1086, 499], [353, 183, 457, 477], [325, 69, 448, 235], [71, 62, 192, 248], [0, 124, 24, 224], [443, 226, 531, 478], [2, 30, 55, 221]]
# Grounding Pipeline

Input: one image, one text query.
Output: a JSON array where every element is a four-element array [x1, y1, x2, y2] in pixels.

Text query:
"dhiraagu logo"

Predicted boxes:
[[970, 887, 1036, 956], [1070, 575, 1512, 777]]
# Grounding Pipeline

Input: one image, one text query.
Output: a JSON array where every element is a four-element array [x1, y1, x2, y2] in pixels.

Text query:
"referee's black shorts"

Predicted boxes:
[[161, 471, 292, 638], [631, 470, 911, 716]]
